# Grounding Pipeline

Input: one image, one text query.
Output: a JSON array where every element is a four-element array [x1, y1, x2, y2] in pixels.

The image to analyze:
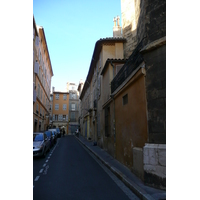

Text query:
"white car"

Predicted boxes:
[[33, 132, 50, 158]]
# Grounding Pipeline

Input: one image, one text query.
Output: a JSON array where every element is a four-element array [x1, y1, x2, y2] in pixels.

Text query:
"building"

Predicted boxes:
[[66, 82, 79, 134], [33, 16, 53, 132], [118, 0, 166, 189], [79, 18, 126, 146], [50, 87, 69, 133], [110, 40, 148, 181], [79, 0, 166, 189], [77, 80, 84, 134]]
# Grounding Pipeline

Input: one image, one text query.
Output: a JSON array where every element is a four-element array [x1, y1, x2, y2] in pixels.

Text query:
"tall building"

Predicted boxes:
[[66, 82, 79, 134], [33, 16, 53, 132]]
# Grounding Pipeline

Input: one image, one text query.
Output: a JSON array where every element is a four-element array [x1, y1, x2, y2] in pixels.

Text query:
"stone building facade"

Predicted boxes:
[[121, 0, 166, 189]]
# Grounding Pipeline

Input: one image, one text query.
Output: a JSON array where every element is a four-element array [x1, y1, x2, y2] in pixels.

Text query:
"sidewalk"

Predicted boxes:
[[75, 135, 166, 200]]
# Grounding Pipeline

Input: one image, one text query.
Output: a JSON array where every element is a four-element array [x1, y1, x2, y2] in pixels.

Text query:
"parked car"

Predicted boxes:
[[48, 128, 61, 138], [51, 130, 57, 144], [56, 128, 61, 138], [44, 131, 54, 147], [48, 128, 58, 138], [33, 132, 50, 158]]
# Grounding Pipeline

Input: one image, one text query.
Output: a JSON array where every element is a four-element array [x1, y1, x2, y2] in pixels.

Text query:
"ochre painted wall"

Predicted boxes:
[[115, 68, 148, 168]]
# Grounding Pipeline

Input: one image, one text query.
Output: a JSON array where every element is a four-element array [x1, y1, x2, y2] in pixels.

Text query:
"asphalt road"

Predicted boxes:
[[33, 135, 139, 200]]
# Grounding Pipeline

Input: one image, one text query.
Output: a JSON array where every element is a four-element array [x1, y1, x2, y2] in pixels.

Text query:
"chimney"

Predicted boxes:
[[113, 16, 122, 37], [52, 86, 55, 93]]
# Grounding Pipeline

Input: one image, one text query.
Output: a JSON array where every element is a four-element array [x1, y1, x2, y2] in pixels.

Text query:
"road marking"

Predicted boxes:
[[43, 163, 46, 167], [34, 176, 40, 181], [39, 169, 44, 173], [45, 159, 48, 162]]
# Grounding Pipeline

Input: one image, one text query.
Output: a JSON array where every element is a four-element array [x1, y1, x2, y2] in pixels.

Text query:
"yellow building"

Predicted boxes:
[[33, 17, 53, 132], [51, 89, 69, 133], [80, 33, 126, 143]]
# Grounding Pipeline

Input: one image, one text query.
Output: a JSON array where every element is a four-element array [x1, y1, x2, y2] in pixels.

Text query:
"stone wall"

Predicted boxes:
[[121, 0, 166, 57], [143, 143, 166, 189], [141, 43, 166, 144], [121, 0, 166, 189]]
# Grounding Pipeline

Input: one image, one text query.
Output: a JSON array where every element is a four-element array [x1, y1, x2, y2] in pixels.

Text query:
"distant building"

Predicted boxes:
[[50, 87, 69, 133], [66, 82, 79, 134]]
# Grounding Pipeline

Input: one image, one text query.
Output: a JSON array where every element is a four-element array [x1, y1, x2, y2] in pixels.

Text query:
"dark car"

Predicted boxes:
[[51, 130, 57, 144], [33, 132, 50, 158], [56, 128, 61, 138], [44, 131, 54, 147]]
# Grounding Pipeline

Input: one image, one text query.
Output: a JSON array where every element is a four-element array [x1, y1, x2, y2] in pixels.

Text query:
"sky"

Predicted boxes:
[[33, 0, 122, 92]]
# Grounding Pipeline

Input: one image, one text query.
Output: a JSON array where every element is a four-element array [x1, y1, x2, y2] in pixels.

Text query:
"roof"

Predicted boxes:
[[101, 58, 127, 75], [33, 16, 39, 36], [80, 37, 126, 100]]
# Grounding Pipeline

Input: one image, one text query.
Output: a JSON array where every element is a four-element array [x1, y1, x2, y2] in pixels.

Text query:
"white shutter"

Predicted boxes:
[[35, 36, 39, 46], [34, 61, 39, 74]]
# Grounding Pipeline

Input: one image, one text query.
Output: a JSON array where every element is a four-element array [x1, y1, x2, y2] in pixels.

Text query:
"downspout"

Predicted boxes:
[[110, 61, 116, 158]]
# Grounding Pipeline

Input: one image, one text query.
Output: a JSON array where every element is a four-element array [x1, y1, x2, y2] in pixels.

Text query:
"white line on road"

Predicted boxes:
[[39, 169, 44, 173], [43, 163, 46, 167], [34, 176, 40, 181], [46, 159, 48, 162]]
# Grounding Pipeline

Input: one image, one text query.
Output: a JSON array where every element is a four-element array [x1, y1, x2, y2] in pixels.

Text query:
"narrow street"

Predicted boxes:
[[33, 136, 139, 200]]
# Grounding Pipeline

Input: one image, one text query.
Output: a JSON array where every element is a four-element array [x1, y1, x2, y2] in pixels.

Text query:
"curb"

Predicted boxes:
[[75, 136, 156, 200]]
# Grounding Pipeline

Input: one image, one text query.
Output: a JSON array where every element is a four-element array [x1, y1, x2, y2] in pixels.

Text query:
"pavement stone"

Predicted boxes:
[[75, 135, 166, 200]]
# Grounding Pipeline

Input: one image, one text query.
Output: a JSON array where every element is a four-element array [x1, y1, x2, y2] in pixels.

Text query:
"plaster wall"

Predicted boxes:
[[115, 68, 148, 169]]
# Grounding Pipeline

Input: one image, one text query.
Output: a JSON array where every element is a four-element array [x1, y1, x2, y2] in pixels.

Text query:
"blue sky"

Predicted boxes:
[[33, 0, 122, 92]]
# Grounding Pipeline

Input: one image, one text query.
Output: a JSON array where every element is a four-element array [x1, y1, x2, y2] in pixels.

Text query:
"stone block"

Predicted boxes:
[[132, 147, 144, 180], [155, 165, 166, 178], [144, 164, 156, 173]]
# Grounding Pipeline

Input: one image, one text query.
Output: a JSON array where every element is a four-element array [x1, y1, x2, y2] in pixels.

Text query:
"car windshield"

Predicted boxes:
[[45, 131, 51, 137], [33, 134, 43, 141]]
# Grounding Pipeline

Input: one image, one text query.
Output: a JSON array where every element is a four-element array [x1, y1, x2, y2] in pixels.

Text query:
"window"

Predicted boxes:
[[36, 104, 39, 114], [55, 94, 59, 100], [63, 115, 66, 121], [63, 94, 67, 100], [71, 103, 75, 111], [58, 115, 63, 121], [123, 94, 128, 105], [63, 104, 67, 110], [70, 112, 75, 121], [71, 93, 76, 99], [38, 84, 41, 99], [55, 115, 58, 121], [55, 104, 59, 110]]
